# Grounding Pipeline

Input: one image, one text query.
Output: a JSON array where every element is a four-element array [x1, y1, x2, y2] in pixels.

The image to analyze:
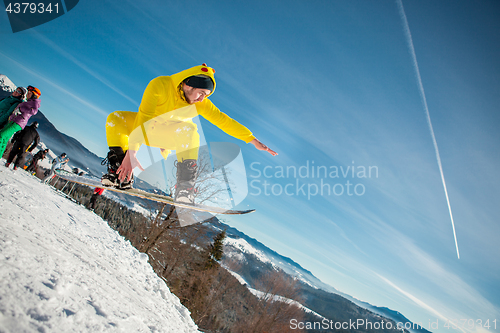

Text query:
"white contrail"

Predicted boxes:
[[397, 0, 460, 259], [32, 31, 140, 107], [0, 51, 109, 117]]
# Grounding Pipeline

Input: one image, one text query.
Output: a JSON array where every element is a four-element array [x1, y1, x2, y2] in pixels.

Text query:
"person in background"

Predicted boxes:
[[88, 187, 105, 211], [26, 148, 49, 175], [0, 86, 26, 128], [42, 152, 69, 184], [5, 121, 40, 170], [0, 86, 41, 159]]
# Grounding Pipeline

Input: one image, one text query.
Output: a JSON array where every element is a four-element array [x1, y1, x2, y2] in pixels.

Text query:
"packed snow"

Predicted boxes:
[[223, 237, 274, 266], [0, 164, 199, 332]]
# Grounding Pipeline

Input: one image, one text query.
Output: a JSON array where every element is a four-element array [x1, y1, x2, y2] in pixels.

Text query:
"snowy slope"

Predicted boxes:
[[0, 165, 199, 332]]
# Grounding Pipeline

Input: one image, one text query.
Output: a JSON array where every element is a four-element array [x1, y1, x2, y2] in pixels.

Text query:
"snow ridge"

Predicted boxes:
[[0, 166, 199, 332], [223, 237, 274, 266], [0, 74, 16, 92]]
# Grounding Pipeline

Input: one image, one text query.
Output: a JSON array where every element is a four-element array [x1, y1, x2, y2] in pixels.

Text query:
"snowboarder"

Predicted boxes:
[[42, 152, 69, 184], [88, 187, 105, 210], [26, 148, 49, 174], [5, 121, 40, 170], [0, 86, 41, 159], [102, 64, 277, 204], [0, 86, 26, 129]]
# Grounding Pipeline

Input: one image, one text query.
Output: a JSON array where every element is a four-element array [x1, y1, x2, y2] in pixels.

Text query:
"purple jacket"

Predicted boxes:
[[9, 98, 40, 129]]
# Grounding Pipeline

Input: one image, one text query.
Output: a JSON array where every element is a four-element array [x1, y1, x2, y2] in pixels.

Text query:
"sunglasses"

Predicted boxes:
[[15, 88, 23, 94]]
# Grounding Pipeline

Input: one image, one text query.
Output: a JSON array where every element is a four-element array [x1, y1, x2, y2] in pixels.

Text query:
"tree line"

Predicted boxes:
[[50, 177, 306, 332]]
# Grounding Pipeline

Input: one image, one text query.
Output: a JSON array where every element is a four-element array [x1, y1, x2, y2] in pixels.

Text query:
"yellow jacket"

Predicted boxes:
[[130, 64, 255, 151]]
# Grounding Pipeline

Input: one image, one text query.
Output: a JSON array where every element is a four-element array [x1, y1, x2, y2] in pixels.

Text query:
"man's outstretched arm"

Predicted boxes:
[[250, 138, 278, 156]]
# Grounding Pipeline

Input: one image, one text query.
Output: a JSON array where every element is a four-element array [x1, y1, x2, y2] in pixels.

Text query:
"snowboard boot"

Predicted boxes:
[[101, 147, 134, 189], [174, 159, 197, 204]]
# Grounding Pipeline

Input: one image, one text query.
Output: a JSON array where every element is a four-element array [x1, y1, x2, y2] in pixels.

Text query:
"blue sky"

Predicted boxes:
[[1, 0, 499, 331]]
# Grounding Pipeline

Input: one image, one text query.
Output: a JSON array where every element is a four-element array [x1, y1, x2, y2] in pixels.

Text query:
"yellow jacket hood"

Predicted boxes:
[[120, 64, 255, 152], [170, 64, 216, 96]]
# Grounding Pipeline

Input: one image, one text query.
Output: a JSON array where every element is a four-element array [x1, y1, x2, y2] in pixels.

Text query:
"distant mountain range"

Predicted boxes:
[[1, 74, 431, 333], [214, 221, 431, 333]]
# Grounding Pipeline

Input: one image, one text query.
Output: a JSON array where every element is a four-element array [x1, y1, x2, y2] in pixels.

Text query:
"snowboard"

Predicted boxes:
[[54, 169, 255, 216]]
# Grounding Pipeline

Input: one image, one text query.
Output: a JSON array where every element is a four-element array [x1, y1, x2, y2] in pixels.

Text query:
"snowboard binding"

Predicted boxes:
[[101, 147, 134, 190], [174, 159, 197, 204]]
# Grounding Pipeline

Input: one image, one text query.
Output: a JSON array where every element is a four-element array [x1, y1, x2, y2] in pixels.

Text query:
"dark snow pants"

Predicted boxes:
[[7, 142, 29, 168]]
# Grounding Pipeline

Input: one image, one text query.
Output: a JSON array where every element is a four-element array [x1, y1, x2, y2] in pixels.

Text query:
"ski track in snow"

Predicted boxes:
[[0, 164, 199, 333]]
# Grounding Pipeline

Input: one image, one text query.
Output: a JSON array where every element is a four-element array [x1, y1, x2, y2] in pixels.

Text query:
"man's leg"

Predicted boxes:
[[172, 121, 200, 203], [138, 118, 201, 202], [101, 146, 134, 189], [10, 144, 28, 169], [26, 158, 38, 172], [174, 157, 198, 203], [6, 143, 21, 167], [0, 122, 21, 161], [102, 111, 137, 189]]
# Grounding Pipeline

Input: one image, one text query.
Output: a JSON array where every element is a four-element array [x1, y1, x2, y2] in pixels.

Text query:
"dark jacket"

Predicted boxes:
[[12, 123, 40, 152], [0, 95, 23, 127], [33, 149, 48, 161]]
